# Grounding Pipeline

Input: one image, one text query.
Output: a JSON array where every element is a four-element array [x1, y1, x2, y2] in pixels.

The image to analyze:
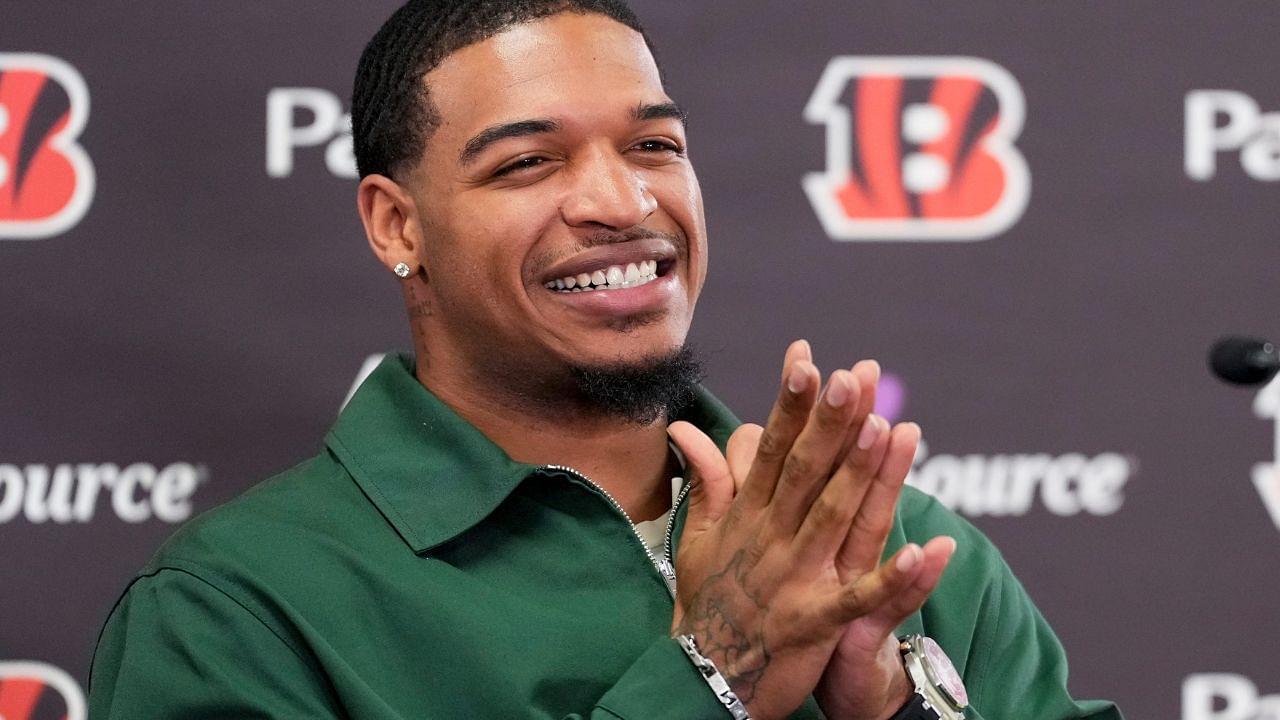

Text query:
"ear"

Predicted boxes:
[[357, 173, 424, 276]]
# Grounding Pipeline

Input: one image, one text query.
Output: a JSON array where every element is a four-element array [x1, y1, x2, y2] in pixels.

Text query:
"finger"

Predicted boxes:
[[767, 369, 862, 538], [791, 413, 890, 565], [668, 421, 734, 537], [827, 542, 925, 623], [737, 354, 821, 509], [835, 359, 881, 468], [726, 423, 763, 494], [836, 422, 921, 575], [862, 536, 956, 630]]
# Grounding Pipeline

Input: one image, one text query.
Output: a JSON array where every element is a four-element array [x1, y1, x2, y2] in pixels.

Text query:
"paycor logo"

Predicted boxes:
[[266, 88, 356, 178], [1183, 673, 1280, 720], [0, 462, 208, 525], [1185, 90, 1280, 181]]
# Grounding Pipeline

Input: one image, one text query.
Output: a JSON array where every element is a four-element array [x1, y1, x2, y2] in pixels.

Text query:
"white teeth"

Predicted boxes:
[[549, 260, 664, 293]]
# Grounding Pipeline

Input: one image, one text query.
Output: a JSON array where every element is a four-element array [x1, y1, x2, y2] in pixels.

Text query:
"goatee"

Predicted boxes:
[[568, 345, 704, 425]]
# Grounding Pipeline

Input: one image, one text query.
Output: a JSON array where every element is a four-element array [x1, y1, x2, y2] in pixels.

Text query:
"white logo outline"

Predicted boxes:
[[0, 53, 95, 241], [1251, 376, 1280, 532], [0, 660, 87, 720], [803, 56, 1029, 242]]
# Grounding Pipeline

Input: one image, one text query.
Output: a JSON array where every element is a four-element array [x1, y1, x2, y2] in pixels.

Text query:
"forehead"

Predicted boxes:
[[425, 13, 666, 138]]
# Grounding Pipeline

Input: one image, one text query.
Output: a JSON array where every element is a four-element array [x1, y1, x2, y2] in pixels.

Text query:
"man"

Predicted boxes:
[[89, 2, 1122, 718]]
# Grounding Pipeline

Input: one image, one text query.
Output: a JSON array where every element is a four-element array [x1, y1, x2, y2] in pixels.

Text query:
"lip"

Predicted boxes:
[[537, 237, 678, 285]]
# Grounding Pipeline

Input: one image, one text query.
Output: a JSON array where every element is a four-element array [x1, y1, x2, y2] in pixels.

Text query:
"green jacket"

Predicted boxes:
[[89, 354, 1122, 719]]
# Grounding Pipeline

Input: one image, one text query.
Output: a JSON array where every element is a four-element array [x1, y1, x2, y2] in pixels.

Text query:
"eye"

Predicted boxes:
[[634, 139, 684, 155], [493, 156, 547, 177]]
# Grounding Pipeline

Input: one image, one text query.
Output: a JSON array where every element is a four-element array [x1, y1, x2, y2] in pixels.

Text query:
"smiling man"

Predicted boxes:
[[88, 2, 1122, 719]]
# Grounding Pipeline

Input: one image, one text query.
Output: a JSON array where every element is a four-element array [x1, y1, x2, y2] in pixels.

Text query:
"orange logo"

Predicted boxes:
[[0, 54, 94, 240], [804, 57, 1028, 241], [0, 661, 86, 720]]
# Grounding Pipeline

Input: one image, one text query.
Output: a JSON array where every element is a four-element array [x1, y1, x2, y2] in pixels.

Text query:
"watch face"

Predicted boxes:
[[922, 637, 969, 707]]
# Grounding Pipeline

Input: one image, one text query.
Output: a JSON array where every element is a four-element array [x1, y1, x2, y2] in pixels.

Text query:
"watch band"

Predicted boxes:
[[674, 634, 752, 720], [887, 693, 942, 720]]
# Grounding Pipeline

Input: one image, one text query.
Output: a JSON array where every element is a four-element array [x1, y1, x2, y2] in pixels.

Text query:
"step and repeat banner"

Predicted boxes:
[[2, 3, 1278, 718]]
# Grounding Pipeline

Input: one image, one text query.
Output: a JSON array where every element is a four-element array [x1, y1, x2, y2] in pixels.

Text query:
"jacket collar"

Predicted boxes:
[[325, 353, 740, 553]]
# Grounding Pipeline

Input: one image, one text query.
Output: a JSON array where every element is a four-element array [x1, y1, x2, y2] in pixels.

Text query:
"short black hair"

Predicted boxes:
[[352, 0, 652, 180]]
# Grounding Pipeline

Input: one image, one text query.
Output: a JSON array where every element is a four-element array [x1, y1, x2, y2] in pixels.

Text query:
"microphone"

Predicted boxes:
[[1209, 336, 1280, 385]]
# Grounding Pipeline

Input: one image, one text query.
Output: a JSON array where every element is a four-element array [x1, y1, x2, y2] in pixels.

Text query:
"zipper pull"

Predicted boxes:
[[658, 558, 677, 597]]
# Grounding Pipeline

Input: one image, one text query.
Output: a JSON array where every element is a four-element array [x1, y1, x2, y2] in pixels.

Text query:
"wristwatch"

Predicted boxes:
[[890, 635, 969, 720]]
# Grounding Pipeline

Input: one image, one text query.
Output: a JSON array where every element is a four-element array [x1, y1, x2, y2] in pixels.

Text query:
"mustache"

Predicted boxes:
[[578, 226, 681, 249]]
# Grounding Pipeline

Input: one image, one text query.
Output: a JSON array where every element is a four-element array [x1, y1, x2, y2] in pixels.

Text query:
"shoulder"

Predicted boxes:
[[141, 451, 374, 584]]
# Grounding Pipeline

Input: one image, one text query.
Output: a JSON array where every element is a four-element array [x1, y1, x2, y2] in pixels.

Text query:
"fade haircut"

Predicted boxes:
[[352, 0, 653, 180]]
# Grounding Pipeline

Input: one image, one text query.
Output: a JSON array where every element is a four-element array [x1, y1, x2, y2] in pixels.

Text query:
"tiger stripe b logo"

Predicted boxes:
[[804, 56, 1029, 241]]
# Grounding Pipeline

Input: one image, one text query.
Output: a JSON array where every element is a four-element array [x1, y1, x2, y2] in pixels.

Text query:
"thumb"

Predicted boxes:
[[667, 421, 734, 536]]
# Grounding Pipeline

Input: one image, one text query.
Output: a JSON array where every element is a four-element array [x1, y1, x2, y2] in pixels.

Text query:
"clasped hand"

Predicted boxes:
[[667, 340, 956, 720]]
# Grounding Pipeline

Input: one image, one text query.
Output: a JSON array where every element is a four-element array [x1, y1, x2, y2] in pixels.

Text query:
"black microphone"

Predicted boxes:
[[1209, 336, 1280, 385]]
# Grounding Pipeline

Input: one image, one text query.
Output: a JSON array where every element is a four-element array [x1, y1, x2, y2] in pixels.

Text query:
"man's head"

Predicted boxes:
[[353, 1, 708, 422]]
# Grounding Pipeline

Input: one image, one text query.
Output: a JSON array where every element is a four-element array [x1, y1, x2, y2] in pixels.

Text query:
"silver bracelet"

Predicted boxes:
[[674, 634, 753, 720]]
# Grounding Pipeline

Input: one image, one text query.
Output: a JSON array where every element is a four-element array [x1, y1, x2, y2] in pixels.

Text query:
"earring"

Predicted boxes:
[[393, 262, 412, 278]]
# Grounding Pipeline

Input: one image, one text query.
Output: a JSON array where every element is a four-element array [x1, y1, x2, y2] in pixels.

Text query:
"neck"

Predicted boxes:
[[415, 354, 678, 523]]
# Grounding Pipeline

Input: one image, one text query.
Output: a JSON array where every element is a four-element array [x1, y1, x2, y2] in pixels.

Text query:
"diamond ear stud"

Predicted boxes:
[[393, 262, 412, 278]]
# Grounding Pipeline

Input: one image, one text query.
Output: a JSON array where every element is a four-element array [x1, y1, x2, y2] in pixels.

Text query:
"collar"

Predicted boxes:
[[325, 353, 740, 553]]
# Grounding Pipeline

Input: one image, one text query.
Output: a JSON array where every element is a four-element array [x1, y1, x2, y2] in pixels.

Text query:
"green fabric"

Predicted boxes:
[[88, 353, 1121, 719]]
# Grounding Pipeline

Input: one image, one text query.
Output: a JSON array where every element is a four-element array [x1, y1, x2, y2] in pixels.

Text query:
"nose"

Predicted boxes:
[[559, 146, 657, 231]]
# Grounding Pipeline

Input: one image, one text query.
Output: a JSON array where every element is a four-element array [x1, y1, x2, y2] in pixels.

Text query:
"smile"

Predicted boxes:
[[543, 260, 662, 292]]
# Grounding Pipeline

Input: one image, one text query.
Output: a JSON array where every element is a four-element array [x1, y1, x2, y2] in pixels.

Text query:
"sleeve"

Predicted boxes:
[[88, 568, 343, 720], [903, 491, 1124, 720]]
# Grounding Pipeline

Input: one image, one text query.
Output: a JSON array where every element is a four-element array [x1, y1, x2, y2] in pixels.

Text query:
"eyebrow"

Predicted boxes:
[[457, 102, 688, 169], [459, 119, 561, 168]]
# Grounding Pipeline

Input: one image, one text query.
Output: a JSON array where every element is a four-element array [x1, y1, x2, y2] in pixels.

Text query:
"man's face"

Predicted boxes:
[[406, 12, 706, 381]]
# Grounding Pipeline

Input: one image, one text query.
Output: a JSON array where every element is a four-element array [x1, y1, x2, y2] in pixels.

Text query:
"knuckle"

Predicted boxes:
[[806, 496, 842, 528], [755, 431, 789, 464], [781, 453, 817, 484]]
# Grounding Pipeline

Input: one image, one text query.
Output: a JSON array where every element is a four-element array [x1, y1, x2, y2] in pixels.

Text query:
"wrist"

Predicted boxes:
[[674, 633, 753, 720]]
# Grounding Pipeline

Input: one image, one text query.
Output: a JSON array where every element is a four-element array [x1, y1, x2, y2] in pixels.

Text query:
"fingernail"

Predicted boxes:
[[825, 374, 851, 407], [856, 414, 880, 450], [896, 544, 921, 572], [787, 364, 809, 394]]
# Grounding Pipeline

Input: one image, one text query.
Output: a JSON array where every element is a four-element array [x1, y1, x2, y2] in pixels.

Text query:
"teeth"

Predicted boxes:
[[548, 261, 664, 293]]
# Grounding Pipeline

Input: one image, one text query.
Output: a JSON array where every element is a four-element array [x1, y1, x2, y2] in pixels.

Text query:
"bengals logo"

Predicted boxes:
[[803, 56, 1029, 241], [0, 661, 86, 720], [0, 54, 94, 240]]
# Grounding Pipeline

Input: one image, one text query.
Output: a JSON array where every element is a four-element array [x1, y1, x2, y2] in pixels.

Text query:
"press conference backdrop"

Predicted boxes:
[[2, 3, 1278, 718]]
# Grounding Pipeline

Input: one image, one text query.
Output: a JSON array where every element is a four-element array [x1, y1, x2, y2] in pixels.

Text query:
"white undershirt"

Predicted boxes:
[[631, 475, 684, 558]]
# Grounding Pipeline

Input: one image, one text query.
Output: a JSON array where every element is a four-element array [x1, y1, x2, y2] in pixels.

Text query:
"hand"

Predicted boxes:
[[667, 340, 934, 720], [809, 354, 956, 720]]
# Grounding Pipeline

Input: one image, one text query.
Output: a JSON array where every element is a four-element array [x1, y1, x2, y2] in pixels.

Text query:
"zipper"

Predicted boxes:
[[662, 479, 693, 584], [540, 464, 679, 598]]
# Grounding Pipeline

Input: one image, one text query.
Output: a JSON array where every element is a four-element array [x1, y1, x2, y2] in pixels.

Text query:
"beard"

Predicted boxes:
[[567, 344, 704, 425]]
